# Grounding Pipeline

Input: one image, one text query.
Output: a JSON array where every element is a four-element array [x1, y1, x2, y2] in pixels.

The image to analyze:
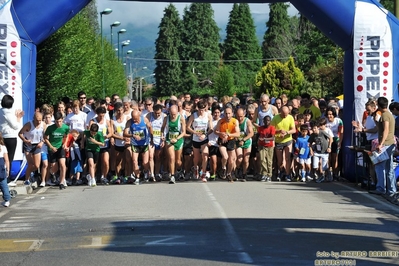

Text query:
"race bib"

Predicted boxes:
[[153, 130, 161, 137], [72, 122, 84, 130], [169, 132, 179, 139], [300, 148, 305, 155]]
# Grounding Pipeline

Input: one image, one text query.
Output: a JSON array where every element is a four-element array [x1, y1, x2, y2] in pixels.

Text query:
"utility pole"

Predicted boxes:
[[395, 0, 399, 18]]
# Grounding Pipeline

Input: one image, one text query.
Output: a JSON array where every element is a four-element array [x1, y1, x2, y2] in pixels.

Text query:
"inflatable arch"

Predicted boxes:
[[0, 0, 397, 179]]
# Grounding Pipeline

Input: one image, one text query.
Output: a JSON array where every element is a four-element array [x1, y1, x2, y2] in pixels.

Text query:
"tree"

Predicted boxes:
[[380, 0, 394, 14], [154, 4, 183, 96], [36, 1, 126, 106], [262, 3, 294, 63], [255, 57, 304, 98], [212, 65, 235, 98], [306, 52, 344, 97], [223, 3, 262, 91], [180, 3, 220, 93], [295, 15, 338, 73]]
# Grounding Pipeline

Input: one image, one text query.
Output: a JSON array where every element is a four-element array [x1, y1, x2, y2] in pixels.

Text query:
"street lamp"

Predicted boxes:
[[121, 41, 130, 63], [117, 29, 126, 61], [110, 21, 120, 49], [100, 8, 112, 99], [140, 73, 155, 102]]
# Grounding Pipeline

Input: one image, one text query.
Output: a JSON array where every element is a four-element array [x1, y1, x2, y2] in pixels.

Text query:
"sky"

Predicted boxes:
[[97, 1, 298, 28]]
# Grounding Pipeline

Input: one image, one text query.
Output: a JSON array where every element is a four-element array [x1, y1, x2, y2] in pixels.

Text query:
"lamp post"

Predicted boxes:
[[100, 8, 112, 98], [121, 41, 129, 63], [125, 50, 132, 73], [139, 74, 155, 102], [110, 21, 120, 49], [117, 29, 126, 62], [125, 50, 133, 99]]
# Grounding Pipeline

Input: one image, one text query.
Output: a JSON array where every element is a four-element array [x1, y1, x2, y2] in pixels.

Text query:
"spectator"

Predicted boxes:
[[0, 95, 24, 166], [369, 97, 397, 199], [0, 133, 10, 207]]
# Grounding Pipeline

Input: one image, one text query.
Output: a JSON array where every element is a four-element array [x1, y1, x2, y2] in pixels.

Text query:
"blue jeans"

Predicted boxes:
[[374, 144, 396, 195], [0, 177, 10, 202]]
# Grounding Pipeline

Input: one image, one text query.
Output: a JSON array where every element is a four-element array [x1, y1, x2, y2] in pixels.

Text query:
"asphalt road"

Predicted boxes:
[[0, 179, 398, 266]]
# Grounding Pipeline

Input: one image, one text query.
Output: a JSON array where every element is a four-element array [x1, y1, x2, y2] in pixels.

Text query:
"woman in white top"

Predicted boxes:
[[18, 112, 47, 186], [0, 95, 24, 167], [111, 102, 128, 181], [186, 100, 213, 182]]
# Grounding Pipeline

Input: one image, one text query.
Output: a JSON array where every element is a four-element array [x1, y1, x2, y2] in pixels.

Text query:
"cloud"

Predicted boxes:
[[97, 1, 298, 28]]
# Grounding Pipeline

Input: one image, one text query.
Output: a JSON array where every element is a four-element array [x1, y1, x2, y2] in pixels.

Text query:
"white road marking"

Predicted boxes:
[[144, 235, 186, 246], [79, 237, 115, 248], [202, 184, 253, 264], [14, 239, 44, 250]]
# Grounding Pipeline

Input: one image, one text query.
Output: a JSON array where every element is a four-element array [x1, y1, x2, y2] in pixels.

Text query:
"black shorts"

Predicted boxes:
[[49, 147, 66, 163], [192, 139, 208, 149], [218, 139, 235, 151], [114, 145, 126, 153], [99, 147, 109, 154], [86, 150, 100, 164], [275, 140, 293, 151], [209, 145, 221, 157], [132, 145, 149, 154]]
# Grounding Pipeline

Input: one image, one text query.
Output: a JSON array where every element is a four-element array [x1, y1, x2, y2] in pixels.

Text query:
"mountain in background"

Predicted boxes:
[[105, 14, 268, 76]]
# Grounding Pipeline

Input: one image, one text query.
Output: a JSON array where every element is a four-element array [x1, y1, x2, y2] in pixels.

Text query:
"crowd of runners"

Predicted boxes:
[[11, 91, 351, 190]]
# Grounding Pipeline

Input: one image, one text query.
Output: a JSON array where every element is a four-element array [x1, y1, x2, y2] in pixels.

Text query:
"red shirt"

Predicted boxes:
[[258, 125, 275, 148], [63, 133, 75, 158]]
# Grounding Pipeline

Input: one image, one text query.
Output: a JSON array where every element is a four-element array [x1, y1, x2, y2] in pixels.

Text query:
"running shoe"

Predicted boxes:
[[201, 173, 207, 183], [143, 171, 149, 182], [316, 175, 325, 183], [91, 178, 97, 187], [192, 166, 199, 179], [260, 175, 267, 182], [169, 175, 176, 184], [220, 168, 227, 179], [2, 201, 10, 207], [101, 177, 109, 185], [24, 180, 31, 186], [209, 174, 216, 181], [127, 174, 135, 184], [134, 178, 140, 185], [39, 182, 45, 187]]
